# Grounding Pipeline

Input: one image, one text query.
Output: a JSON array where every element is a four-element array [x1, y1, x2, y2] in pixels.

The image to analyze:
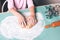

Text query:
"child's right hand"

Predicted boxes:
[[18, 15, 27, 28]]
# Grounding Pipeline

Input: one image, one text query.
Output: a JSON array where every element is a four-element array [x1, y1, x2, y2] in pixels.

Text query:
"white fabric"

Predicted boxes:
[[0, 12, 45, 40]]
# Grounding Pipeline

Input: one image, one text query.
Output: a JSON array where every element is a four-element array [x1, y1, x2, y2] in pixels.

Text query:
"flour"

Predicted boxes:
[[0, 12, 45, 40]]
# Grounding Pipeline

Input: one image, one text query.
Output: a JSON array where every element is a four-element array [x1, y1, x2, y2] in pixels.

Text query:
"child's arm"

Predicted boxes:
[[27, 0, 35, 16], [8, 8, 27, 28], [29, 6, 35, 16], [7, 0, 27, 28], [7, 0, 22, 17], [8, 8, 22, 17], [26, 0, 37, 28]]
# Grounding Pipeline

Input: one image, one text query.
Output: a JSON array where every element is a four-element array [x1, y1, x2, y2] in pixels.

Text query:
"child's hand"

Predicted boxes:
[[18, 15, 27, 28], [26, 15, 38, 28]]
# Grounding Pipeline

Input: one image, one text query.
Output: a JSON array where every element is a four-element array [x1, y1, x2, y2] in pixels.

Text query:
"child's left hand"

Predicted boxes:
[[26, 15, 38, 28]]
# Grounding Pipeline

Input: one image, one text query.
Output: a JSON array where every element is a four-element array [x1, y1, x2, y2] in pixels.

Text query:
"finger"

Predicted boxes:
[[23, 21, 26, 26], [32, 19, 37, 25], [21, 22, 25, 28], [19, 22, 24, 27], [29, 19, 32, 24], [19, 22, 22, 25], [18, 20, 22, 24], [32, 19, 36, 25], [28, 17, 32, 21], [28, 19, 33, 26], [35, 19, 38, 24], [28, 18, 30, 21], [32, 19, 34, 23]]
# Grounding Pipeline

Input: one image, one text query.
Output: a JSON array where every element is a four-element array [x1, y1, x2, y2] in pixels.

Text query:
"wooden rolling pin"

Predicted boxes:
[[45, 21, 60, 28]]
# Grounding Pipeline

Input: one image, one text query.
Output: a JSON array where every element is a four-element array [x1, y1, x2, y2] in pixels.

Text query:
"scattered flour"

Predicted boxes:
[[0, 12, 45, 40]]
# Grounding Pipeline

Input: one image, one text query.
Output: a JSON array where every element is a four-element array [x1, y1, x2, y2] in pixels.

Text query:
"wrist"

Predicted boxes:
[[30, 14, 35, 16], [17, 15, 21, 17]]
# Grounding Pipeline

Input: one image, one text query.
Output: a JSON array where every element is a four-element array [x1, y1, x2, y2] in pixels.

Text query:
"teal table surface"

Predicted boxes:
[[0, 5, 60, 40]]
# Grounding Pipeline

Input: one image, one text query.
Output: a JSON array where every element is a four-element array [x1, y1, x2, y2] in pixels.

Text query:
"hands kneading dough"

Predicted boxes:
[[20, 16, 38, 29]]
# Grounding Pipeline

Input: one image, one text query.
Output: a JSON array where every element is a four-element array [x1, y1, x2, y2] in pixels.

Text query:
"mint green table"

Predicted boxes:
[[0, 5, 60, 40]]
